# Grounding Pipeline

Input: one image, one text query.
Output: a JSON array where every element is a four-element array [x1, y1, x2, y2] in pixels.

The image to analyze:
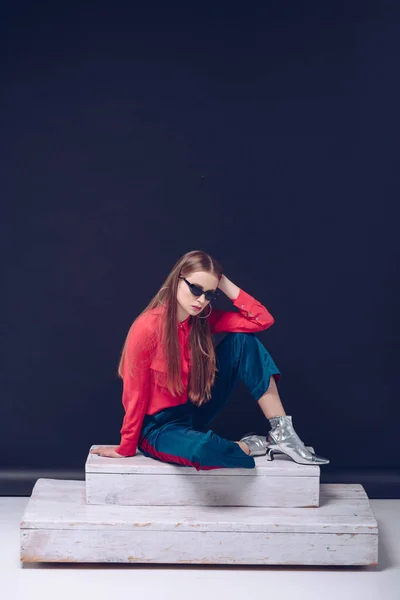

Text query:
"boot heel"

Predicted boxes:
[[267, 443, 282, 454], [266, 447, 274, 461]]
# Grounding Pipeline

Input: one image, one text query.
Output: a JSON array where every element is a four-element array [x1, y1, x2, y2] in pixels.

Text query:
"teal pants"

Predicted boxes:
[[138, 332, 281, 470]]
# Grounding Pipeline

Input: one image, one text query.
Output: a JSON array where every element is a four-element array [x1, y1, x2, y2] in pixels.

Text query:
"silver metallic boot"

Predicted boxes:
[[267, 415, 330, 465], [239, 432, 274, 460]]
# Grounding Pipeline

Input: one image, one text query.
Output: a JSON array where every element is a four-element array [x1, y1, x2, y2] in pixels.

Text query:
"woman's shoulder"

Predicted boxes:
[[129, 307, 163, 337], [132, 307, 157, 324], [125, 309, 162, 356]]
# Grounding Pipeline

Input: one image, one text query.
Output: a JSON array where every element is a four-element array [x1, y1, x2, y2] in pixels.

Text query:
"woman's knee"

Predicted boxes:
[[217, 332, 276, 374], [222, 331, 267, 353], [224, 332, 255, 340], [221, 331, 256, 347]]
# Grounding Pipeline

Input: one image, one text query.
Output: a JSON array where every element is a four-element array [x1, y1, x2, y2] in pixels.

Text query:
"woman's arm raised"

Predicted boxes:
[[208, 274, 275, 334]]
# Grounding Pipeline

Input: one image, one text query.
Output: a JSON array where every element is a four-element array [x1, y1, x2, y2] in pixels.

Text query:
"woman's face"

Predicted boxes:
[[177, 271, 219, 318]]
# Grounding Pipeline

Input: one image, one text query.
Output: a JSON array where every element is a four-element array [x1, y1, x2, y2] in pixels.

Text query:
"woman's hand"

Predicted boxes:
[[89, 446, 125, 458], [217, 274, 241, 301]]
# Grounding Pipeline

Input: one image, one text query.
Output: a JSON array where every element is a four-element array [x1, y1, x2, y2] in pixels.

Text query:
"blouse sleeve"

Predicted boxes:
[[208, 288, 275, 334], [115, 315, 154, 457]]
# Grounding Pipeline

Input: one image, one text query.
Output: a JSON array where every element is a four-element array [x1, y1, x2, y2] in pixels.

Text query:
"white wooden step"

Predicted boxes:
[[85, 445, 320, 507], [20, 479, 378, 566]]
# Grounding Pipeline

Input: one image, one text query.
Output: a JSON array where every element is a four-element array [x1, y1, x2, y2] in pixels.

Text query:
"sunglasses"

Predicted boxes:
[[179, 276, 219, 302]]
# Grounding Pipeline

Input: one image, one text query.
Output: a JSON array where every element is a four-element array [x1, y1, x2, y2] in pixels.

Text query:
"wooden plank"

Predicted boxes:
[[86, 445, 320, 476], [86, 472, 319, 507], [20, 479, 378, 535], [86, 445, 321, 507], [20, 528, 378, 566], [20, 479, 378, 565], [319, 484, 370, 499]]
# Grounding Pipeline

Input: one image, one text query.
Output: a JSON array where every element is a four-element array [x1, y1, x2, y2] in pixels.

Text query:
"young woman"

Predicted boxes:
[[91, 250, 329, 469]]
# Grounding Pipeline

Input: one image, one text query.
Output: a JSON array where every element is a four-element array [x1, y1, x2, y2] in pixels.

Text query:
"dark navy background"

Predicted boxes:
[[1, 1, 399, 496]]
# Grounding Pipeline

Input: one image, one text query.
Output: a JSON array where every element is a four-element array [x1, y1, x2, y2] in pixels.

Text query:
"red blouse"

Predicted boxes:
[[115, 288, 275, 456]]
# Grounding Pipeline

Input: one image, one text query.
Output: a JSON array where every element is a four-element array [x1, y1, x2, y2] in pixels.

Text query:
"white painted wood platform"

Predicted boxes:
[[20, 478, 378, 566], [86, 445, 320, 507]]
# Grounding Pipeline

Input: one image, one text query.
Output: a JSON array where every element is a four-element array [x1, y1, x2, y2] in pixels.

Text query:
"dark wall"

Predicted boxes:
[[1, 1, 399, 496]]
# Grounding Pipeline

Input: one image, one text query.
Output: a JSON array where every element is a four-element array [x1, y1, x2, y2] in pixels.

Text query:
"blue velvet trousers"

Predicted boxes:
[[138, 332, 281, 470]]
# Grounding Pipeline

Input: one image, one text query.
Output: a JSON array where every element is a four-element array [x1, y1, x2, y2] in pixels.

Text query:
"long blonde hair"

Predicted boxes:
[[117, 250, 223, 406]]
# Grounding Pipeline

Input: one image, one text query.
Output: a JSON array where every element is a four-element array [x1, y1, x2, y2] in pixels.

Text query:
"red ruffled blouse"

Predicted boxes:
[[115, 288, 275, 456]]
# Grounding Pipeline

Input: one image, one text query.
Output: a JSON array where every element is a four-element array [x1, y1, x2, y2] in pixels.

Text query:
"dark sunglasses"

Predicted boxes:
[[179, 275, 219, 302]]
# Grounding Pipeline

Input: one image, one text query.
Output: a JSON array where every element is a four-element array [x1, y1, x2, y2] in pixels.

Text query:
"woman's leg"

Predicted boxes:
[[257, 374, 286, 419], [186, 332, 330, 466], [191, 332, 282, 432], [138, 403, 256, 470]]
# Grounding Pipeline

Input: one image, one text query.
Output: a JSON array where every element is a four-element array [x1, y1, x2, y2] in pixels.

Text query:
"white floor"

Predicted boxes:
[[1, 497, 399, 600]]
